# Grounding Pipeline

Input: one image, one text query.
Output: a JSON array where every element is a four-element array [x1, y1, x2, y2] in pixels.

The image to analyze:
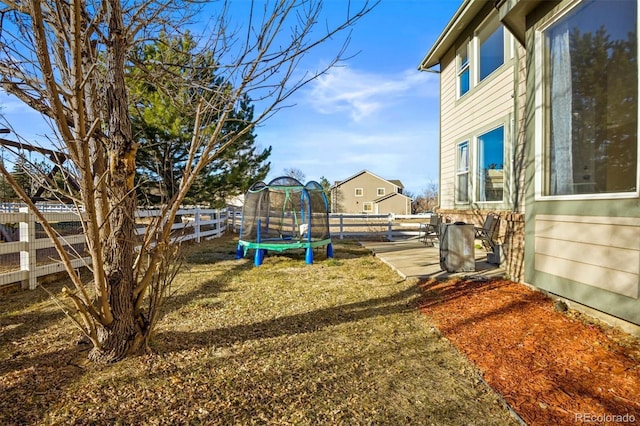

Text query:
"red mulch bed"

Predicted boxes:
[[418, 278, 640, 426]]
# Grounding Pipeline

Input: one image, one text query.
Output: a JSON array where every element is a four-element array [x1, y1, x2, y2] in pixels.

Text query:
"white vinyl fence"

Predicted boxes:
[[1, 205, 428, 291], [0, 206, 227, 290], [224, 208, 427, 241], [328, 213, 424, 240]]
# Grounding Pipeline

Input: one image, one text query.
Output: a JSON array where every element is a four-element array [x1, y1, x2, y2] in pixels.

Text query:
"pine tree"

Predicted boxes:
[[129, 33, 271, 207]]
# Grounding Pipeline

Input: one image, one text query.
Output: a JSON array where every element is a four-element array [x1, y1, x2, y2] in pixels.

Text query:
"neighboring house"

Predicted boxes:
[[330, 170, 412, 215], [420, 0, 640, 329]]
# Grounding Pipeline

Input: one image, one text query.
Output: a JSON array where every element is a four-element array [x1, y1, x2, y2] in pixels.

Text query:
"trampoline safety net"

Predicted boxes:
[[237, 176, 333, 265]]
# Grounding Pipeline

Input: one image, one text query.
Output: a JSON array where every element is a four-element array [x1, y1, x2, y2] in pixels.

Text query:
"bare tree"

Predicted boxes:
[[283, 167, 306, 182], [412, 181, 439, 213], [0, 0, 376, 363]]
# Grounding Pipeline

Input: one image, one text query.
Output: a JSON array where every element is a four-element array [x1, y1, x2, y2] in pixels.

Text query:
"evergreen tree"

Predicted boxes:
[[129, 33, 271, 207], [0, 160, 15, 202], [318, 176, 332, 211]]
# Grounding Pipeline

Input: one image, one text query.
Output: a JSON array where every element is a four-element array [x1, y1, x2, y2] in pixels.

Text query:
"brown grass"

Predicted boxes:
[[0, 234, 517, 425]]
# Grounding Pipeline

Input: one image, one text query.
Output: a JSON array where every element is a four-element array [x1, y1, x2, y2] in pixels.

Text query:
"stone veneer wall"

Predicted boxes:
[[436, 209, 525, 283]]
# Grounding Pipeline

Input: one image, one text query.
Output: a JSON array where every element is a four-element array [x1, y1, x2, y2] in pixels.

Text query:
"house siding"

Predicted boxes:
[[377, 195, 411, 215], [534, 215, 640, 299], [522, 0, 640, 325], [331, 171, 408, 215], [435, 8, 527, 282], [439, 43, 519, 212]]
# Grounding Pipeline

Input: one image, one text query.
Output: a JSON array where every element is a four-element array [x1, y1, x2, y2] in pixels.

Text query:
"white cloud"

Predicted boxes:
[[305, 67, 437, 122], [260, 123, 440, 193]]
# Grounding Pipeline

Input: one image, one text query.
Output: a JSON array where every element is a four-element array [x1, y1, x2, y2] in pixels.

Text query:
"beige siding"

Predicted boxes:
[[534, 215, 640, 299], [377, 195, 411, 215], [439, 46, 518, 210], [439, 49, 457, 210], [332, 171, 404, 214]]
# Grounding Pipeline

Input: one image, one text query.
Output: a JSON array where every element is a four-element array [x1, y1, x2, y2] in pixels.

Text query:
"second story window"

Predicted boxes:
[[377, 188, 385, 196], [355, 188, 363, 197], [478, 15, 505, 81], [457, 43, 470, 97], [456, 13, 511, 99]]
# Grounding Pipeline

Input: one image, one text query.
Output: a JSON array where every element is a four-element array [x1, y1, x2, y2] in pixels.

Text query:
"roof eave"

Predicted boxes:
[[497, 0, 543, 46], [418, 0, 484, 71]]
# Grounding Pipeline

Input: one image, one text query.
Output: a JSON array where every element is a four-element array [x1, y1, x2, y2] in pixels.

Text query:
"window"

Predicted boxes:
[[543, 0, 637, 196], [457, 43, 470, 97], [355, 188, 363, 197], [477, 126, 504, 202], [478, 15, 504, 81], [456, 13, 510, 98], [377, 188, 385, 196], [363, 202, 373, 213], [456, 141, 470, 203]]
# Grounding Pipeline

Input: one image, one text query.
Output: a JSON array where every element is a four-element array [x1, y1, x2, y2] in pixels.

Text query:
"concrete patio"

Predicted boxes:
[[360, 237, 506, 280]]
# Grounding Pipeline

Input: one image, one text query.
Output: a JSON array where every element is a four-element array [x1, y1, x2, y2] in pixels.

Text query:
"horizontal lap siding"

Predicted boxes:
[[534, 215, 640, 298], [440, 51, 457, 210], [439, 48, 517, 210]]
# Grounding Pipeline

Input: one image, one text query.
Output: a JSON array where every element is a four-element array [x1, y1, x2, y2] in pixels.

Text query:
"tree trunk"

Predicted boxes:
[[87, 0, 146, 363]]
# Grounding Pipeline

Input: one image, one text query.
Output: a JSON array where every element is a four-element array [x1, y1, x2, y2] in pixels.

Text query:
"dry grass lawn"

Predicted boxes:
[[0, 234, 517, 425]]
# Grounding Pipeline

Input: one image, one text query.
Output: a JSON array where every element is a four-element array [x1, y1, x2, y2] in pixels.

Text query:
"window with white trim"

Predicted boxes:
[[355, 188, 363, 197], [457, 43, 470, 97], [477, 14, 504, 82], [541, 0, 637, 197], [363, 202, 373, 213], [377, 188, 385, 196], [456, 13, 511, 99], [456, 141, 470, 203], [477, 126, 505, 202]]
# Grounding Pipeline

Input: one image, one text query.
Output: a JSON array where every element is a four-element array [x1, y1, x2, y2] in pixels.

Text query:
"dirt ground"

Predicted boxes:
[[418, 278, 640, 426]]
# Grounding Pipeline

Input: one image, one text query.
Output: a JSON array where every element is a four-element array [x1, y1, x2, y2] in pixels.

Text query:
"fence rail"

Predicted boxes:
[[328, 213, 424, 240], [0, 206, 227, 290], [224, 208, 427, 241], [1, 205, 429, 291]]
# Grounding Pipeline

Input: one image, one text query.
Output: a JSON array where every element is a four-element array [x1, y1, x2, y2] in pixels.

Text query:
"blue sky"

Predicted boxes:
[[0, 0, 463, 197], [257, 0, 462, 194]]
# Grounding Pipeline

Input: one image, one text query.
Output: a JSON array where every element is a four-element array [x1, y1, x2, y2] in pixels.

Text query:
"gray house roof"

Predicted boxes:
[[330, 169, 404, 190]]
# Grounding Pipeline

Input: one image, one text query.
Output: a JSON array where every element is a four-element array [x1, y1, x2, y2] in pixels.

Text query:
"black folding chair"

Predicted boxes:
[[474, 212, 500, 252], [419, 214, 442, 247]]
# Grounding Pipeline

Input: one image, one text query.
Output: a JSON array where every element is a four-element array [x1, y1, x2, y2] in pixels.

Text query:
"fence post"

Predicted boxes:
[[230, 207, 237, 232], [387, 214, 393, 241], [339, 215, 344, 240], [220, 209, 227, 235], [19, 207, 37, 289], [194, 207, 201, 243]]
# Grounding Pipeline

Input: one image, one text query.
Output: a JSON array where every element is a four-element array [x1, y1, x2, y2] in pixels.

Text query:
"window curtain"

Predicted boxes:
[[549, 22, 573, 195]]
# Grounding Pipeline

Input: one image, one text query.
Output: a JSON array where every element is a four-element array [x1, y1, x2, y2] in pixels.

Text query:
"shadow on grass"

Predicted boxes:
[[155, 284, 422, 353], [0, 279, 72, 352], [0, 343, 92, 424], [163, 237, 373, 309]]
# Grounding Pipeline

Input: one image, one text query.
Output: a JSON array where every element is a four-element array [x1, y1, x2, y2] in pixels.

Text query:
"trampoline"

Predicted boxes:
[[236, 176, 333, 266]]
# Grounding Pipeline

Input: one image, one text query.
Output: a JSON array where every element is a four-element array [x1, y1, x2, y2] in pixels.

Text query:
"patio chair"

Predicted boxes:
[[474, 212, 500, 252], [419, 214, 442, 247]]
